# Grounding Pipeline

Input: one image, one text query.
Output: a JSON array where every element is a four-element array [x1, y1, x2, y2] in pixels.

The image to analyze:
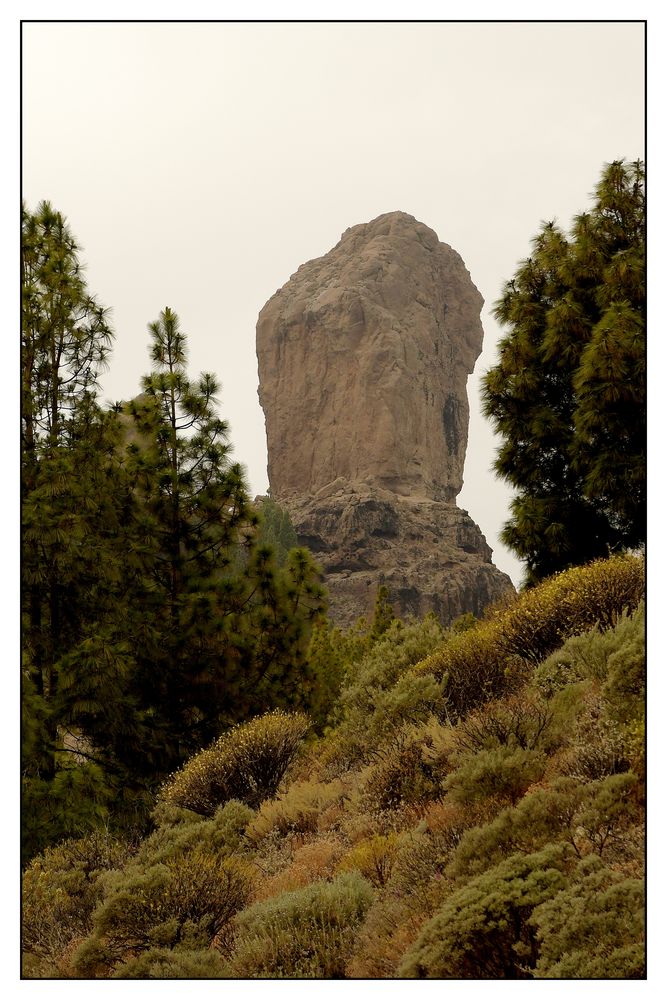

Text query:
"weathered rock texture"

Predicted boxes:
[[257, 211, 514, 626]]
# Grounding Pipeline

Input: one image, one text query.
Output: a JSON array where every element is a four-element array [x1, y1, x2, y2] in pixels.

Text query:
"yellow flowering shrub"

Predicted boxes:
[[336, 833, 400, 887], [411, 555, 644, 718], [160, 710, 310, 815]]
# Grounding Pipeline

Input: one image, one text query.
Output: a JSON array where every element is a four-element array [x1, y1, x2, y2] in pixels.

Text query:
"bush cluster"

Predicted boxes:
[[246, 778, 346, 843], [22, 831, 132, 977], [72, 848, 253, 977], [160, 710, 310, 815], [22, 554, 645, 981], [225, 871, 374, 978], [413, 555, 643, 718]]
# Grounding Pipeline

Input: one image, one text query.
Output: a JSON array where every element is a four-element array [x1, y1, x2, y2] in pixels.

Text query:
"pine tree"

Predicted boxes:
[[21, 203, 134, 857], [121, 309, 327, 767], [482, 160, 645, 584]]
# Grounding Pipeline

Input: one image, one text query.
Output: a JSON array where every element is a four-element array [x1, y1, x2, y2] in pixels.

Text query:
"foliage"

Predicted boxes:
[[254, 496, 298, 566], [253, 838, 345, 902], [362, 722, 451, 811], [413, 554, 643, 718], [531, 855, 645, 978], [482, 159, 645, 582], [22, 831, 133, 977], [398, 844, 573, 978], [133, 798, 254, 869], [491, 554, 644, 664], [160, 711, 310, 815], [448, 772, 639, 879], [112, 947, 228, 978], [21, 202, 141, 858], [320, 616, 445, 771], [336, 833, 400, 888], [22, 545, 645, 980], [21, 206, 329, 860], [444, 745, 547, 808], [451, 690, 555, 757], [225, 872, 374, 978], [72, 848, 252, 977], [120, 313, 326, 765], [246, 778, 345, 843]]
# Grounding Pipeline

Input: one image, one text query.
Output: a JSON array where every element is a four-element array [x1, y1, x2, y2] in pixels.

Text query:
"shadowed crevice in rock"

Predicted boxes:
[[257, 211, 514, 626]]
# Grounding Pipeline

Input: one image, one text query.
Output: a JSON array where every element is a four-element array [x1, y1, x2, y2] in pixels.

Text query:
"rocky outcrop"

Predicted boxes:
[[256, 211, 514, 627]]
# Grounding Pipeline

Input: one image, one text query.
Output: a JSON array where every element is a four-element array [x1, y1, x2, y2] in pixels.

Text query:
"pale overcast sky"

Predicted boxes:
[[21, 19, 645, 586]]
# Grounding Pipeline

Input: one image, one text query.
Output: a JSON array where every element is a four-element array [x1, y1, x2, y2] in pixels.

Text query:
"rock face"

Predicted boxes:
[[257, 211, 514, 626]]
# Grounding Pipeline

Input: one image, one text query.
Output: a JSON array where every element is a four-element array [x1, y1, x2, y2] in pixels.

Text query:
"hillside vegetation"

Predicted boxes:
[[22, 553, 645, 979]]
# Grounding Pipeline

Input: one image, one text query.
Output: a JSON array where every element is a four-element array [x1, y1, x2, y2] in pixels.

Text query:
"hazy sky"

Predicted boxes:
[[21, 20, 645, 585]]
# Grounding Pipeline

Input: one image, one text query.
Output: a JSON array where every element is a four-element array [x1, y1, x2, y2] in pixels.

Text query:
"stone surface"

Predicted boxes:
[[256, 211, 514, 627]]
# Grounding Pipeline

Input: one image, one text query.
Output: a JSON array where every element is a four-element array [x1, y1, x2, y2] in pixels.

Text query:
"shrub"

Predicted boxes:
[[336, 833, 400, 888], [448, 772, 639, 880], [531, 855, 645, 978], [134, 799, 255, 868], [398, 844, 572, 978], [532, 601, 645, 698], [253, 837, 345, 902], [557, 689, 630, 781], [246, 778, 346, 843], [22, 830, 132, 977], [444, 745, 547, 807], [323, 617, 446, 768], [346, 894, 429, 978], [112, 947, 227, 978], [413, 621, 513, 717], [225, 871, 374, 978], [362, 723, 451, 811], [72, 848, 253, 977], [451, 690, 555, 756], [411, 554, 643, 718], [602, 603, 645, 769], [339, 616, 445, 717], [493, 554, 644, 665], [160, 711, 310, 815]]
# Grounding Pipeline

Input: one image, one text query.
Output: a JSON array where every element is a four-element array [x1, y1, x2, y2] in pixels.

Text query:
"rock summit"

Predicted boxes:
[[257, 211, 514, 626]]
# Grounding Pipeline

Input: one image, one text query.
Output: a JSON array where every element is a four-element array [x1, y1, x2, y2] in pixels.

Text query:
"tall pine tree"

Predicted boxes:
[[120, 308, 327, 768], [482, 160, 645, 584], [21, 202, 132, 858]]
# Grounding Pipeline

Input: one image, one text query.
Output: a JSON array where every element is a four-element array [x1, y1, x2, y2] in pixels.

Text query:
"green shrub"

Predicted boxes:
[[414, 621, 513, 717], [160, 711, 310, 815], [246, 778, 346, 843], [339, 616, 445, 720], [602, 603, 645, 769], [451, 690, 555, 756], [325, 617, 446, 767], [225, 871, 374, 978], [398, 844, 573, 978], [533, 601, 645, 699], [362, 722, 451, 811], [336, 833, 400, 888], [134, 799, 254, 868], [72, 848, 253, 977], [112, 947, 227, 978], [531, 855, 645, 978], [448, 772, 639, 879], [557, 687, 631, 781], [444, 745, 547, 807]]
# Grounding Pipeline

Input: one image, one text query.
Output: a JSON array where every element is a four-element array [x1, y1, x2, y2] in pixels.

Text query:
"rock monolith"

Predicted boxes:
[[257, 211, 514, 626]]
